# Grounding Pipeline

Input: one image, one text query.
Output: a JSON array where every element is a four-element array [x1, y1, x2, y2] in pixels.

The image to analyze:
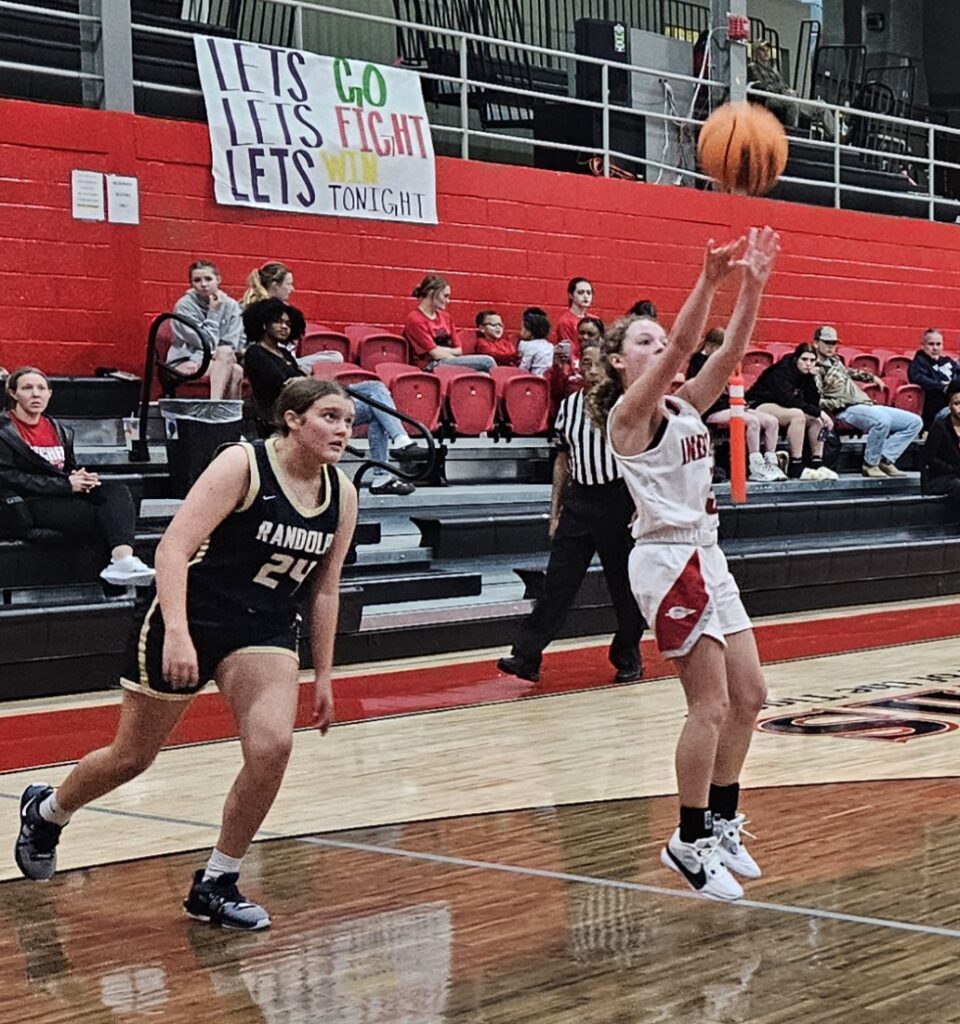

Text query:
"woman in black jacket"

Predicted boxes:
[[747, 343, 836, 480], [922, 382, 960, 498], [0, 367, 154, 584]]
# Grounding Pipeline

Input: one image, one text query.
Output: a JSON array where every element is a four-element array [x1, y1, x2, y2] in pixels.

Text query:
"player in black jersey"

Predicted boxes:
[[15, 378, 358, 931]]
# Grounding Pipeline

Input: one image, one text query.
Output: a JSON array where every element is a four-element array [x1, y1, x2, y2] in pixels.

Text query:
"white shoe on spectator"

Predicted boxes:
[[799, 467, 821, 481], [763, 451, 788, 481], [815, 466, 839, 481], [100, 555, 156, 587], [748, 453, 778, 482]]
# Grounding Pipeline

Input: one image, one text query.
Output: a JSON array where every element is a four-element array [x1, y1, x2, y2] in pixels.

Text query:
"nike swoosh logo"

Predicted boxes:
[[263, 494, 276, 501], [666, 847, 707, 889]]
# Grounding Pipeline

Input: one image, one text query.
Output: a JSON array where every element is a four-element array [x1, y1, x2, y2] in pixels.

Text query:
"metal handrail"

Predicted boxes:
[[130, 312, 213, 463], [342, 385, 437, 491]]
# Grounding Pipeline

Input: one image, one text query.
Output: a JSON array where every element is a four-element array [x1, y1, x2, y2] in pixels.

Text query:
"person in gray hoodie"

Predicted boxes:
[[170, 260, 243, 399]]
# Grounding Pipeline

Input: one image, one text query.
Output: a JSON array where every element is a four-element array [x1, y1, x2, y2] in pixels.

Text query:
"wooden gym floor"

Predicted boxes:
[[2, 597, 960, 1023]]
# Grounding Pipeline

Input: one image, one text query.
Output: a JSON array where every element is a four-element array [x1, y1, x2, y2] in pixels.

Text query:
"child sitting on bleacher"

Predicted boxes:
[[517, 307, 554, 377], [0, 367, 155, 585], [474, 310, 518, 365]]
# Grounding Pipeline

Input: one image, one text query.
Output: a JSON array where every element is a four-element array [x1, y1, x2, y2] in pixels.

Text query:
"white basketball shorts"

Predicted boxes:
[[628, 542, 751, 659]]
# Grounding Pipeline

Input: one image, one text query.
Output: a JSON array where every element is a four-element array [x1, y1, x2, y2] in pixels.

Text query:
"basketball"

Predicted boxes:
[[697, 102, 788, 196]]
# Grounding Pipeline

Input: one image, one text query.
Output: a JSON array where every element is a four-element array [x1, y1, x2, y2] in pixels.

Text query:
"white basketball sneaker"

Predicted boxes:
[[713, 814, 761, 879], [660, 829, 743, 901]]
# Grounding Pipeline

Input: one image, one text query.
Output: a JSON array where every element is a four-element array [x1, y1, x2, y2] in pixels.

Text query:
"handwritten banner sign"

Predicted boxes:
[[194, 36, 437, 224]]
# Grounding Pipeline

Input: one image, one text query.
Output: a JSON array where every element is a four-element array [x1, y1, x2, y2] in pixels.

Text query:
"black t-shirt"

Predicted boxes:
[[243, 343, 304, 419]]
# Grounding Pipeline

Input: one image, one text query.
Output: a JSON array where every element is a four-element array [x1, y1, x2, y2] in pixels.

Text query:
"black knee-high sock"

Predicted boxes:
[[709, 782, 740, 822]]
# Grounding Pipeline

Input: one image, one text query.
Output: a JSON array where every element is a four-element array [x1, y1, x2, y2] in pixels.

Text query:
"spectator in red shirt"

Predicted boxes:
[[554, 277, 594, 361], [403, 275, 495, 372], [0, 367, 155, 585], [474, 310, 518, 365]]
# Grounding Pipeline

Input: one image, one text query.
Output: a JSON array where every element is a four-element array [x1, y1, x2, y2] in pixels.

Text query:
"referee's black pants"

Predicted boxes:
[[511, 479, 645, 671]]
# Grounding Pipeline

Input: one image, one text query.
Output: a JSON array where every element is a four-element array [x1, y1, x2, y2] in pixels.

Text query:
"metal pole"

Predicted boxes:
[[928, 124, 936, 222], [833, 109, 841, 208], [292, 3, 304, 49], [601, 61, 610, 177], [83, 0, 134, 111], [459, 34, 469, 159]]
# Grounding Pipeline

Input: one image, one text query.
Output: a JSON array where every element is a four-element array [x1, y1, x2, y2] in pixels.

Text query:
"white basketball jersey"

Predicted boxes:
[[607, 395, 719, 545]]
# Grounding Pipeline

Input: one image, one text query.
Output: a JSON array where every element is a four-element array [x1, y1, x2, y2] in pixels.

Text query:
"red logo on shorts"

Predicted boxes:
[[655, 551, 709, 653]]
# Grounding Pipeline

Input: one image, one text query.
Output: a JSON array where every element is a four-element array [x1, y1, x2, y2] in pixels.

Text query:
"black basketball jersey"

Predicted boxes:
[[187, 439, 345, 622]]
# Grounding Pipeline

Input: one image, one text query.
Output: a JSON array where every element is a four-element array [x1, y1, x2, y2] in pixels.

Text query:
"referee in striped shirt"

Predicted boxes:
[[498, 336, 645, 684]]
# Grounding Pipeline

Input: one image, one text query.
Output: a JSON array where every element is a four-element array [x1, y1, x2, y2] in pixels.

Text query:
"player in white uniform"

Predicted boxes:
[[589, 226, 780, 901]]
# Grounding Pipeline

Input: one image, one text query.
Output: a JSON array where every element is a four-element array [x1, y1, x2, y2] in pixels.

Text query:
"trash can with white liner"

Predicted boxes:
[[158, 399, 243, 498]]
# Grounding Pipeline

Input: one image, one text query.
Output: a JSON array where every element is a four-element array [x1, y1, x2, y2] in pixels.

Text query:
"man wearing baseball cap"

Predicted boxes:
[[814, 325, 922, 477]]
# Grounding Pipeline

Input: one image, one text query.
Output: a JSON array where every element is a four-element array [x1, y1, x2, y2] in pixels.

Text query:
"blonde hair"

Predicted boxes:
[[242, 262, 291, 307]]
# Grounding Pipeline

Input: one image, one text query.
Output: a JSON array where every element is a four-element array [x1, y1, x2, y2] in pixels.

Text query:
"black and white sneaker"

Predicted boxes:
[[183, 870, 271, 930], [660, 829, 743, 901], [369, 476, 416, 496], [714, 814, 761, 879], [15, 785, 62, 881]]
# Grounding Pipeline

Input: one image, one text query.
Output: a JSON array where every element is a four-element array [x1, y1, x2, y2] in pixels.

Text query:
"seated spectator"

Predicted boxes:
[[169, 260, 243, 399], [746, 342, 837, 480], [626, 299, 657, 320], [517, 307, 554, 377], [242, 300, 418, 495], [690, 328, 787, 481], [475, 310, 517, 365], [907, 328, 960, 427], [922, 382, 960, 498], [747, 40, 798, 129], [815, 325, 922, 477], [0, 368, 155, 584], [241, 261, 294, 307], [554, 277, 594, 361], [403, 275, 495, 373]]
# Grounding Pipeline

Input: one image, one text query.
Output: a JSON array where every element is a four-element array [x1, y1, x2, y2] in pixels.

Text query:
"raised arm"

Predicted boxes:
[[678, 226, 780, 415], [611, 237, 744, 454]]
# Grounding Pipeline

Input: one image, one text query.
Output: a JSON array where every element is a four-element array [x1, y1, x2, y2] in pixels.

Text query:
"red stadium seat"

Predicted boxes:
[[765, 343, 794, 361], [741, 349, 773, 375], [882, 355, 911, 385], [356, 332, 410, 370], [862, 381, 888, 405], [375, 361, 442, 431], [849, 352, 881, 376], [432, 364, 497, 435], [490, 367, 550, 435], [300, 330, 350, 360], [311, 362, 380, 386], [893, 383, 923, 416], [155, 318, 208, 398]]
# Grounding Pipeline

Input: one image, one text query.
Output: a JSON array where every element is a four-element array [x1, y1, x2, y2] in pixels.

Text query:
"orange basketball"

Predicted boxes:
[[697, 102, 788, 196]]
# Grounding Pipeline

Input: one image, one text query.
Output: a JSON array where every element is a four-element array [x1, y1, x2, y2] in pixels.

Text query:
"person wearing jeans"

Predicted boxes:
[[814, 325, 922, 477]]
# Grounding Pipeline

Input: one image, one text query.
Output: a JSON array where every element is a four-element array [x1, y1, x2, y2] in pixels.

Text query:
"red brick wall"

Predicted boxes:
[[3, 97, 960, 373]]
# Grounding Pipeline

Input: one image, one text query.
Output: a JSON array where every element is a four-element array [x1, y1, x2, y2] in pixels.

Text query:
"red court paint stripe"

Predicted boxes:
[[2, 601, 958, 773]]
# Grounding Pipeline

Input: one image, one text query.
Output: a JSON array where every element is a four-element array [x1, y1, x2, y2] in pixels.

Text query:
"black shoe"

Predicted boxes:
[[390, 439, 422, 459], [369, 477, 416, 496], [497, 655, 540, 683], [614, 663, 643, 684], [15, 785, 62, 881], [183, 869, 271, 931]]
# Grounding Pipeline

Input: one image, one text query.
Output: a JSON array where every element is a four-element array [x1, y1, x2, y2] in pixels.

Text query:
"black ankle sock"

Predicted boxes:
[[679, 805, 713, 843], [810, 457, 823, 470], [709, 782, 740, 822], [788, 457, 804, 479]]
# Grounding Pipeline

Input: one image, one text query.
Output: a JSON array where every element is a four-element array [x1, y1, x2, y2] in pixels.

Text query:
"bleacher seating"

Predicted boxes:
[[432, 364, 498, 436], [490, 367, 550, 436], [376, 361, 443, 431], [893, 383, 923, 416], [301, 329, 351, 360]]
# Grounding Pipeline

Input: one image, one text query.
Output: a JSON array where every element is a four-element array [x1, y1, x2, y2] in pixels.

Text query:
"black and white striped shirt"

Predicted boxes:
[[555, 389, 621, 486]]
